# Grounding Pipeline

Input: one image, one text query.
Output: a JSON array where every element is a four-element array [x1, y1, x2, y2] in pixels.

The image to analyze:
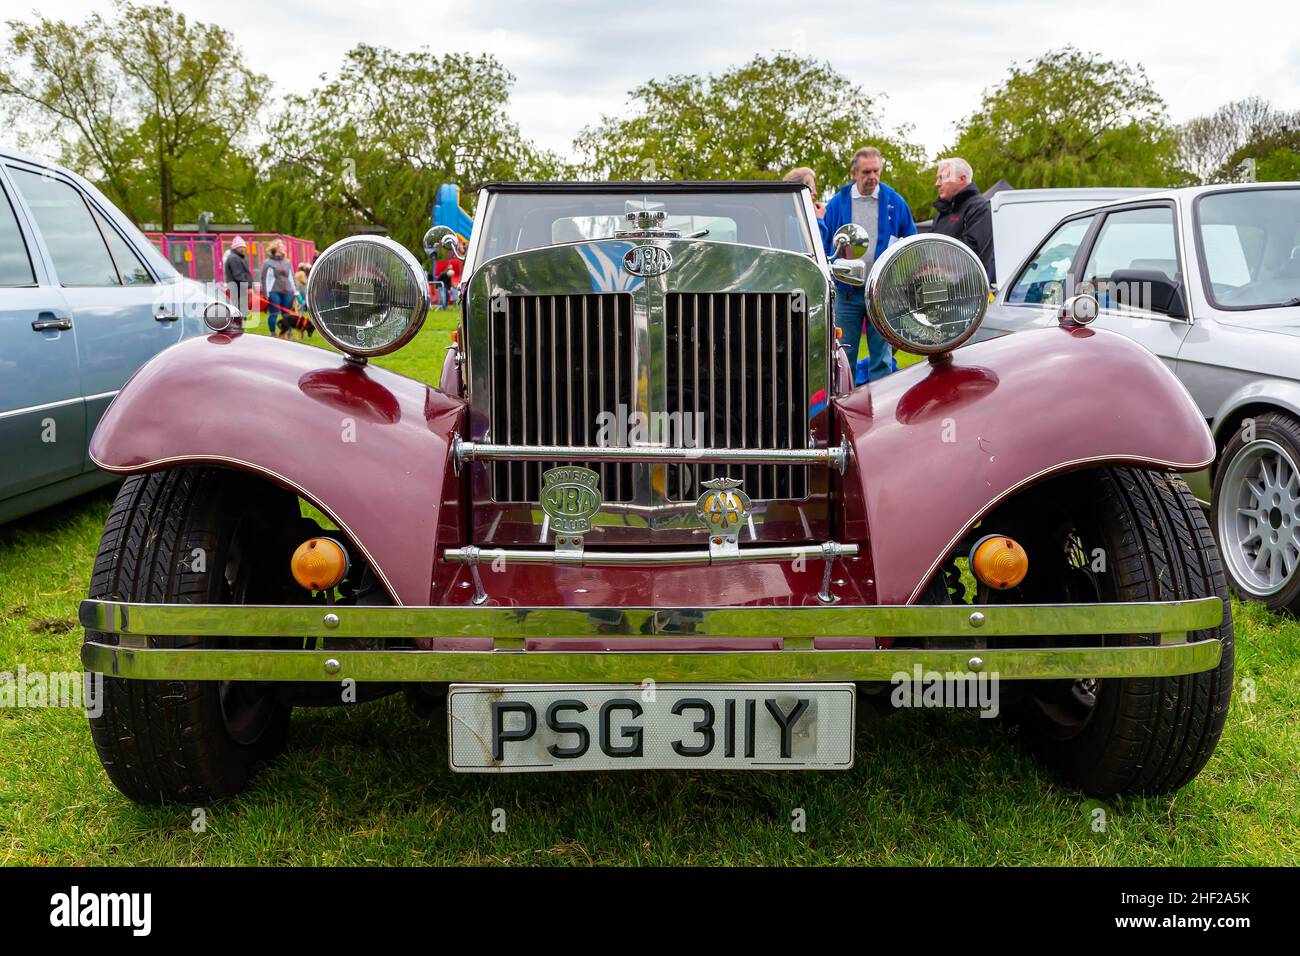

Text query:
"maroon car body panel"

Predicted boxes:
[[835, 325, 1217, 605], [89, 332, 466, 606], [89, 324, 1214, 622]]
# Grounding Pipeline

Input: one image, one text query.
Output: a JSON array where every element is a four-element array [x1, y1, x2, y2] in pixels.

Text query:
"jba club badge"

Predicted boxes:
[[540, 466, 602, 534]]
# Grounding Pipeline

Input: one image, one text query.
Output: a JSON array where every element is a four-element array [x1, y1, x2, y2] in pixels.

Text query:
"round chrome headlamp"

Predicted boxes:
[[305, 236, 430, 357], [865, 233, 990, 355]]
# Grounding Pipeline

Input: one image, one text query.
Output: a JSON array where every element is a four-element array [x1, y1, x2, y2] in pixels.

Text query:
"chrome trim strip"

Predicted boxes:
[[79, 596, 1222, 640], [444, 542, 858, 567], [82, 639, 1223, 683], [456, 437, 847, 471], [0, 395, 82, 420], [83, 389, 121, 404]]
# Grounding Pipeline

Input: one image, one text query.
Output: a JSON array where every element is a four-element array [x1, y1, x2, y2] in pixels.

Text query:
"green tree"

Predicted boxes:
[[573, 52, 928, 210], [1219, 128, 1300, 183], [0, 0, 266, 229], [949, 47, 1180, 190], [256, 44, 566, 256], [1177, 97, 1299, 184]]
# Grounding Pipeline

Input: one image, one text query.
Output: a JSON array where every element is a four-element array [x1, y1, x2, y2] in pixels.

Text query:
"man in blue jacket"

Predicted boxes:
[[822, 146, 917, 384]]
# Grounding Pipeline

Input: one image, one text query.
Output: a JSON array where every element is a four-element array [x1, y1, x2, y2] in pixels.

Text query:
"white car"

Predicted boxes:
[[987, 187, 1156, 289], [979, 182, 1300, 615]]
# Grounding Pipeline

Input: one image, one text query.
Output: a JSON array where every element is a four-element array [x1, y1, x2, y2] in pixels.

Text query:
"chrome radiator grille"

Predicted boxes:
[[489, 293, 636, 502], [665, 292, 808, 501]]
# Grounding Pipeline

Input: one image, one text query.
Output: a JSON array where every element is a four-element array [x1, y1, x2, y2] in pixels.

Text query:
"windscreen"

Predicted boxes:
[[476, 189, 815, 264], [1196, 188, 1300, 310]]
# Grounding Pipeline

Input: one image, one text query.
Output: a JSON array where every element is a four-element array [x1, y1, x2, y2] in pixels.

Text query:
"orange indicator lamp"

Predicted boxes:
[[970, 534, 1029, 590], [291, 537, 350, 592]]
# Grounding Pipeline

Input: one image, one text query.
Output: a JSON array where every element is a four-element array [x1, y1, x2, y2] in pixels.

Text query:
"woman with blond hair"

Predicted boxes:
[[783, 166, 827, 247], [261, 238, 297, 338], [293, 266, 314, 339]]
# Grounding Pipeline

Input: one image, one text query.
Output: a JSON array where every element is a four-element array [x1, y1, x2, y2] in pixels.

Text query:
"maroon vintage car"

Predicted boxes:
[[79, 181, 1232, 801]]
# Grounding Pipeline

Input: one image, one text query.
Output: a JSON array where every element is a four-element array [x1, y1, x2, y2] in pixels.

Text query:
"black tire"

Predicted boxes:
[[986, 468, 1234, 796], [85, 467, 303, 803], [1211, 411, 1300, 616]]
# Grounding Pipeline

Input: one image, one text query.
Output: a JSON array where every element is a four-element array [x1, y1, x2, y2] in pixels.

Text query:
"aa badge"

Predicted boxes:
[[696, 476, 751, 549]]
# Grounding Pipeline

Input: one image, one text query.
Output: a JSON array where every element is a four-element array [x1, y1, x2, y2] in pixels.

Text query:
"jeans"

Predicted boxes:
[[833, 285, 896, 385], [267, 290, 294, 334]]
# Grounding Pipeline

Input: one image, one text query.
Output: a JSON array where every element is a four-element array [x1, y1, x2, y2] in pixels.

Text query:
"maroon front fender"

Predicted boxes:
[[836, 325, 1215, 605], [89, 333, 466, 605]]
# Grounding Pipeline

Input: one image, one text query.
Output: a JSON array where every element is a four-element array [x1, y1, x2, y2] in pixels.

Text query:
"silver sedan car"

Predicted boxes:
[[0, 147, 217, 523], [977, 182, 1300, 615]]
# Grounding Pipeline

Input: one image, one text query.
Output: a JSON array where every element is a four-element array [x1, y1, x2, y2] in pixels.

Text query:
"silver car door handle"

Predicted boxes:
[[155, 311, 180, 322], [32, 313, 72, 331]]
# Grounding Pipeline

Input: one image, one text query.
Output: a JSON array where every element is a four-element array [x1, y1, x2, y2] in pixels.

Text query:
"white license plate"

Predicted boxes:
[[447, 683, 855, 772]]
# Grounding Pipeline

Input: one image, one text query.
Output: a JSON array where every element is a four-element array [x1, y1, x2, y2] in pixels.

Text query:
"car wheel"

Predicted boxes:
[[980, 467, 1233, 796], [85, 467, 305, 803], [1212, 411, 1300, 615]]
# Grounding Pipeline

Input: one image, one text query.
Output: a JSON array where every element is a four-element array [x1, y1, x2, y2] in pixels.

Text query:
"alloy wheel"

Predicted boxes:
[[1218, 439, 1300, 597]]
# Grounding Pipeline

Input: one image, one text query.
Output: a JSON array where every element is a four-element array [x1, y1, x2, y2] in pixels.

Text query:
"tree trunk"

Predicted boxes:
[[160, 157, 173, 232]]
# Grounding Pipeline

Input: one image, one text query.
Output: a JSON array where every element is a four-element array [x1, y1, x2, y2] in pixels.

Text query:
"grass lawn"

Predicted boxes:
[[1, 313, 1296, 865]]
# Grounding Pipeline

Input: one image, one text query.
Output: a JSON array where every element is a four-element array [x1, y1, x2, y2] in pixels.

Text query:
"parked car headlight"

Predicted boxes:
[[865, 234, 989, 355], [305, 236, 430, 357]]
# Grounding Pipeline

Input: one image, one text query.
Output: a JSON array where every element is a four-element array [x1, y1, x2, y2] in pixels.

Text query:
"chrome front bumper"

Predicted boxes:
[[78, 598, 1225, 683]]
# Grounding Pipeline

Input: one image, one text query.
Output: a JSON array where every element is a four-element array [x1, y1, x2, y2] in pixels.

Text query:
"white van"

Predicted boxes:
[[989, 188, 1157, 288]]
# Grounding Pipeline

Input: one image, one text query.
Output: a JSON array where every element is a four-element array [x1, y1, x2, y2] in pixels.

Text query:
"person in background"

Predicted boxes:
[[821, 146, 917, 384], [293, 266, 314, 339], [261, 238, 297, 339], [222, 235, 252, 313], [931, 157, 995, 283], [435, 255, 463, 307], [783, 166, 827, 246]]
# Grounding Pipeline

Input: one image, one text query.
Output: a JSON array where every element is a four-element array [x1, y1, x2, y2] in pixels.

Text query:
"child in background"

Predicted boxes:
[[294, 267, 315, 339]]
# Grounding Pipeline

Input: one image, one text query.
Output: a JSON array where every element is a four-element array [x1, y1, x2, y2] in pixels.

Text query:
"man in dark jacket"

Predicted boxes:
[[222, 235, 253, 312], [930, 158, 995, 283], [822, 147, 917, 383]]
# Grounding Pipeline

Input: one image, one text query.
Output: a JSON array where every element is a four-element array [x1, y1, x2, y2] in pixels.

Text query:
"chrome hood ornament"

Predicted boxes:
[[615, 209, 680, 239]]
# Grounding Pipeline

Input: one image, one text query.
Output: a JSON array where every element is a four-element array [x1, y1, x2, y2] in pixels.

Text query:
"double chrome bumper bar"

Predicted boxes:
[[453, 437, 850, 473], [445, 542, 858, 568], [79, 597, 1225, 684]]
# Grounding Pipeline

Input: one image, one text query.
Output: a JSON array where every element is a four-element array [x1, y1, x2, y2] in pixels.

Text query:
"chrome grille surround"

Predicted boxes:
[[465, 238, 832, 546]]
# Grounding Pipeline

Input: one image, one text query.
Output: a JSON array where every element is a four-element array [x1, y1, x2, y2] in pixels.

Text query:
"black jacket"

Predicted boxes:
[[223, 248, 252, 285], [223, 248, 253, 308], [931, 183, 995, 283]]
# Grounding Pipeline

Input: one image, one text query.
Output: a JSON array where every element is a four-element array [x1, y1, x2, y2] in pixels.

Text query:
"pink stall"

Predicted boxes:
[[144, 229, 317, 286]]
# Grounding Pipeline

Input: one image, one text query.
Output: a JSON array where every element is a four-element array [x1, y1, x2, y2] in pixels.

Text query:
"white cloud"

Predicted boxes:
[[6, 0, 1298, 174]]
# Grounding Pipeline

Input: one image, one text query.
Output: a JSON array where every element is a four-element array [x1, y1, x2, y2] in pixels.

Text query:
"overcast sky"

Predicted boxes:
[[7, 0, 1299, 168]]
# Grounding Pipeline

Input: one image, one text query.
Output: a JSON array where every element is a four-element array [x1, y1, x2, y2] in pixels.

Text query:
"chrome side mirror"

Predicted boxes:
[[832, 222, 870, 259], [202, 300, 240, 332], [423, 225, 465, 260], [1059, 294, 1099, 326], [829, 258, 867, 287]]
